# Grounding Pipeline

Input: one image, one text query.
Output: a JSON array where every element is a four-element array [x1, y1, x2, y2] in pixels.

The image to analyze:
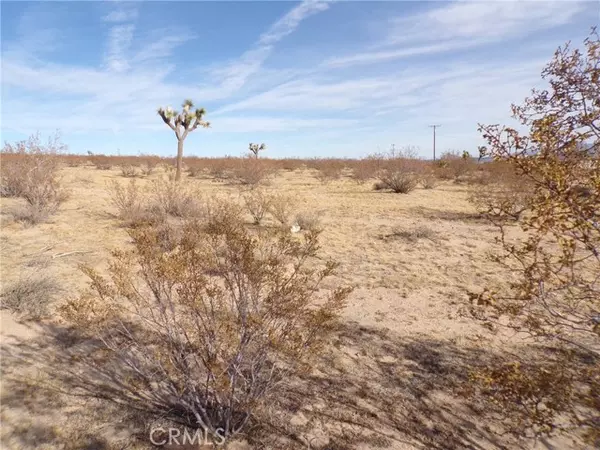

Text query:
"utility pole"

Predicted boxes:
[[428, 125, 441, 161]]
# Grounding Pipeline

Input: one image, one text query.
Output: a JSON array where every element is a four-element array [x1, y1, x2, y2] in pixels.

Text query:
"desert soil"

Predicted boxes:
[[0, 166, 585, 449]]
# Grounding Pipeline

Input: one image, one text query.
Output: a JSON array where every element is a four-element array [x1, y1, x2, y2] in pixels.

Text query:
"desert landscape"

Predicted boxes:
[[0, 145, 596, 449], [1, 2, 598, 449]]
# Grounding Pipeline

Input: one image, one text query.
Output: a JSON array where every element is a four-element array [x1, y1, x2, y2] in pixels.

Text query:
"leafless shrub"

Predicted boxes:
[[376, 171, 419, 193], [148, 177, 203, 218], [205, 158, 235, 181], [313, 159, 345, 184], [386, 225, 438, 242], [420, 174, 438, 189], [119, 164, 137, 178], [243, 189, 271, 225], [202, 196, 245, 226], [1, 275, 62, 320], [233, 156, 271, 186], [1, 132, 69, 223], [268, 193, 294, 226], [293, 211, 323, 232], [374, 150, 424, 194], [11, 202, 56, 226], [89, 154, 112, 170], [62, 207, 351, 445], [440, 151, 474, 183], [350, 156, 383, 184], [469, 171, 533, 222], [187, 161, 204, 177], [107, 179, 160, 228], [139, 155, 160, 176]]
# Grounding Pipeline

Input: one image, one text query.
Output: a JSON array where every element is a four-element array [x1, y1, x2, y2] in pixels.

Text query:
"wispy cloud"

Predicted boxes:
[[0, 0, 594, 156], [105, 24, 135, 72], [102, 8, 138, 23], [210, 0, 332, 93], [325, 1, 588, 68]]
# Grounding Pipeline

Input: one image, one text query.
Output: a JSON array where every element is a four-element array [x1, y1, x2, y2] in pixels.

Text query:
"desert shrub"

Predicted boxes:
[[1, 275, 62, 320], [138, 154, 160, 176], [387, 225, 437, 242], [202, 196, 245, 227], [140, 162, 156, 176], [233, 156, 271, 186], [243, 189, 271, 225], [469, 169, 532, 221], [187, 160, 204, 177], [1, 132, 69, 222], [293, 211, 323, 232], [148, 177, 202, 218], [1, 133, 63, 197], [62, 207, 351, 444], [280, 158, 304, 171], [205, 158, 233, 181], [89, 154, 112, 170], [349, 156, 384, 184], [107, 179, 160, 228], [373, 149, 424, 193], [376, 171, 419, 193], [11, 202, 56, 226], [312, 159, 345, 183], [420, 174, 438, 189], [468, 29, 600, 444], [439, 151, 474, 182], [268, 193, 294, 226], [119, 164, 137, 178]]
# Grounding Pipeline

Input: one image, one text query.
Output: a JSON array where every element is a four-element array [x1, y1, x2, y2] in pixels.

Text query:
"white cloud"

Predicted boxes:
[[324, 41, 476, 68], [102, 9, 138, 23], [208, 116, 358, 133], [210, 0, 331, 93], [401, 0, 584, 43], [1, 1, 333, 135], [258, 0, 331, 46], [0, 0, 592, 155], [105, 24, 136, 72], [325, 1, 589, 68]]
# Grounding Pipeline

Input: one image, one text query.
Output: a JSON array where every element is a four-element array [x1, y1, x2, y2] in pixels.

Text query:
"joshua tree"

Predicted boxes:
[[157, 99, 210, 181], [248, 143, 266, 158]]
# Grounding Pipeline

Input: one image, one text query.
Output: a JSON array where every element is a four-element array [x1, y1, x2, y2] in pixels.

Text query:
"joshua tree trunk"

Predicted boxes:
[[176, 138, 184, 181]]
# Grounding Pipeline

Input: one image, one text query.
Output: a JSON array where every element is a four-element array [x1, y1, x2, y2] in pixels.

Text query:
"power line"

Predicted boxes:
[[428, 125, 441, 161]]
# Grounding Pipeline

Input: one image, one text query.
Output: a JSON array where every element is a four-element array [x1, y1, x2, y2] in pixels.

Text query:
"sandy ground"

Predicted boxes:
[[0, 166, 585, 449]]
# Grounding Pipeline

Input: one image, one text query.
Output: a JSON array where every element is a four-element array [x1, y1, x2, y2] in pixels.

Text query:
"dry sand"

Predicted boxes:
[[0, 166, 585, 449]]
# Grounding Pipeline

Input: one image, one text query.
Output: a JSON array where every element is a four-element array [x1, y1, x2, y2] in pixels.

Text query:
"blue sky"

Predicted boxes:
[[1, 1, 598, 158]]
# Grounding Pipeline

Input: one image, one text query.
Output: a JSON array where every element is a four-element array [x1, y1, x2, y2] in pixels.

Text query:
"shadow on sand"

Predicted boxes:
[[1, 320, 587, 449]]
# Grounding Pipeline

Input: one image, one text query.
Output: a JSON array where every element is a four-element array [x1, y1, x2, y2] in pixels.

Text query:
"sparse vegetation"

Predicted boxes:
[[293, 211, 323, 232], [148, 177, 202, 218], [468, 29, 600, 444], [1, 275, 62, 320], [2, 26, 599, 450], [62, 207, 351, 445], [1, 132, 69, 225], [386, 225, 438, 242], [233, 156, 271, 186], [268, 192, 294, 226], [119, 164, 137, 178], [243, 188, 271, 225]]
